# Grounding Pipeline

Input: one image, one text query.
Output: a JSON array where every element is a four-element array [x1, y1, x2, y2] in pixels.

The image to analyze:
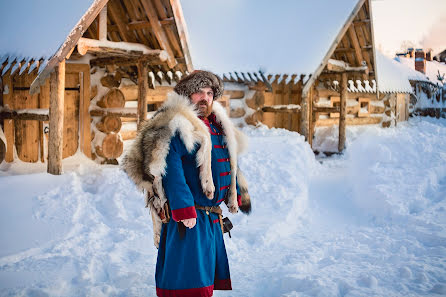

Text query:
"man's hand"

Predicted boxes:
[[181, 218, 196, 229]]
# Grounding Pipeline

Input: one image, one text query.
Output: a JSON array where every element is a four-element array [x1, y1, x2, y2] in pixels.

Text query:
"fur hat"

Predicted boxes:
[[174, 70, 224, 100]]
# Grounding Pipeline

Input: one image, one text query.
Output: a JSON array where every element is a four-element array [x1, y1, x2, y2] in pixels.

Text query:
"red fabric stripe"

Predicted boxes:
[[217, 158, 229, 162], [237, 194, 242, 206], [214, 145, 226, 149], [214, 279, 232, 290], [220, 185, 230, 191], [210, 131, 222, 136], [171, 206, 197, 222], [213, 218, 219, 223], [157, 285, 214, 297], [220, 171, 230, 176], [217, 198, 225, 203]]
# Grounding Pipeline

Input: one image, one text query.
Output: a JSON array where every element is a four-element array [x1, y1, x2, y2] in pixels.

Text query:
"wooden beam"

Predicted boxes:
[[48, 61, 65, 175], [315, 116, 381, 126], [108, 1, 137, 43], [90, 51, 168, 67], [327, 59, 368, 73], [2, 73, 14, 162], [348, 25, 365, 67], [0, 108, 49, 121], [170, 0, 194, 72], [339, 72, 347, 152], [30, 0, 109, 94], [262, 105, 301, 113], [99, 5, 107, 40], [137, 61, 149, 129], [90, 108, 137, 118], [313, 106, 340, 113], [140, 0, 177, 69], [77, 38, 169, 60], [353, 19, 371, 26]]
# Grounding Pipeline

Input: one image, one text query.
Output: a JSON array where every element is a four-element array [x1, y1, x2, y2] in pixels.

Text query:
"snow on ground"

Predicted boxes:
[[1, 117, 446, 296]]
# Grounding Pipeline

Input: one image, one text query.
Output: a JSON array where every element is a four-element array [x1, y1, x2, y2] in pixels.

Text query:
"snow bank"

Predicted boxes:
[[1, 118, 446, 296]]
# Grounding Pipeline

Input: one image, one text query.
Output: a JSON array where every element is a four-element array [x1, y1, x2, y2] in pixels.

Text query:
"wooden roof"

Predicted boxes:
[[0, 0, 193, 94]]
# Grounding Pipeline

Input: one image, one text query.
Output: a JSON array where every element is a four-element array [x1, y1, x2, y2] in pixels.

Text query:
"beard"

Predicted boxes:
[[195, 100, 213, 117]]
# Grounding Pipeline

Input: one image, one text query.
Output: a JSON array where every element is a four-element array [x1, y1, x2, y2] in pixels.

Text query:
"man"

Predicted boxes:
[[122, 70, 251, 297]]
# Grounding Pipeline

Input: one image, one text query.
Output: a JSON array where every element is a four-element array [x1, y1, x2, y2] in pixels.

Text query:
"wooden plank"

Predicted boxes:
[[39, 77, 50, 162], [339, 72, 347, 152], [137, 61, 148, 129], [262, 106, 301, 113], [62, 72, 79, 158], [48, 61, 65, 175], [122, 0, 153, 46], [316, 116, 381, 126], [108, 1, 137, 43], [67, 64, 93, 159], [153, 0, 182, 57], [348, 25, 365, 67], [2, 73, 14, 162], [140, 0, 177, 69], [308, 85, 314, 147], [12, 73, 40, 162], [98, 5, 107, 40], [0, 109, 49, 121], [224, 90, 245, 99], [90, 108, 137, 118], [30, 0, 109, 94], [170, 0, 194, 72]]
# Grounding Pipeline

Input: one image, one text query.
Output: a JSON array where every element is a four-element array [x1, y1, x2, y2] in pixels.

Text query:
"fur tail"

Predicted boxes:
[[237, 167, 251, 214]]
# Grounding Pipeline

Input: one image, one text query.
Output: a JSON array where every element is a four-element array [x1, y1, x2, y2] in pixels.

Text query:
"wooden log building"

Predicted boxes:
[[0, 0, 227, 173], [185, 0, 412, 153]]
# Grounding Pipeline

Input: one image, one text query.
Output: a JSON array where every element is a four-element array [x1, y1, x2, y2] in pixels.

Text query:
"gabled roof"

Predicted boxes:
[[182, 0, 375, 97], [0, 0, 105, 76], [0, 0, 193, 93], [375, 51, 413, 93], [397, 57, 446, 86]]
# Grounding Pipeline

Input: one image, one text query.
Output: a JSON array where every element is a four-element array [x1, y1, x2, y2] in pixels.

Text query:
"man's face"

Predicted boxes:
[[190, 87, 214, 117]]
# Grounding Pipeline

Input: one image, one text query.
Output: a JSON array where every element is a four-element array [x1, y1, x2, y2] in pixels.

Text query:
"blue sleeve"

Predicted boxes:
[[162, 133, 197, 221]]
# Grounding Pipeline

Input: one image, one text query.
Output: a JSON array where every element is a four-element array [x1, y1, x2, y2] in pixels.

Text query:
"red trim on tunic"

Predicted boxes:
[[213, 218, 219, 223], [171, 206, 197, 222], [217, 158, 229, 162], [214, 145, 226, 149], [157, 285, 214, 297], [237, 194, 242, 206], [220, 171, 230, 176], [220, 185, 230, 191], [216, 197, 225, 203], [214, 279, 232, 290]]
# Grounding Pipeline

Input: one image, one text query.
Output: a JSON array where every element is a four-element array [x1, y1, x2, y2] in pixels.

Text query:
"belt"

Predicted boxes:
[[195, 205, 224, 233]]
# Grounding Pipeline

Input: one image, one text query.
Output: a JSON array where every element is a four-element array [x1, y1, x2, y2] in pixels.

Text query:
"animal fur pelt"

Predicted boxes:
[[121, 92, 250, 247]]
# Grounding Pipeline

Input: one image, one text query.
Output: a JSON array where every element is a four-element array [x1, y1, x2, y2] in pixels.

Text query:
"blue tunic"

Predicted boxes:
[[156, 118, 237, 297]]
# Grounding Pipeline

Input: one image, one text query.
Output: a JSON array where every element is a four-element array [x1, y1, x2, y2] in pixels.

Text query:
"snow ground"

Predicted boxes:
[[1, 117, 446, 296]]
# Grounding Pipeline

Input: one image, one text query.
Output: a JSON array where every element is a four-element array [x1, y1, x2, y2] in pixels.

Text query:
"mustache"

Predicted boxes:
[[197, 99, 209, 105]]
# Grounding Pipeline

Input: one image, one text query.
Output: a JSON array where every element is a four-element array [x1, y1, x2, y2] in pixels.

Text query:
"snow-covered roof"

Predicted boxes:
[[181, 0, 360, 76], [397, 57, 446, 86], [375, 51, 413, 94], [0, 0, 97, 75]]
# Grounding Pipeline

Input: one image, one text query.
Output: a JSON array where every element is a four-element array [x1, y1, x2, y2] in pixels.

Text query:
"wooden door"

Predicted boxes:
[[12, 74, 40, 162], [63, 73, 80, 158]]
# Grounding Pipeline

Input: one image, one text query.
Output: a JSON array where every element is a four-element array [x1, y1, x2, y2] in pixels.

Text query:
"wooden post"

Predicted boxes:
[[98, 5, 107, 41], [300, 91, 310, 142], [339, 72, 347, 152], [137, 61, 148, 129], [47, 61, 65, 175]]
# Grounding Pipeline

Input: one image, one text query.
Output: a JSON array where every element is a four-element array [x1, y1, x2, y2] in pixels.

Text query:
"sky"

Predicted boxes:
[[372, 0, 446, 56]]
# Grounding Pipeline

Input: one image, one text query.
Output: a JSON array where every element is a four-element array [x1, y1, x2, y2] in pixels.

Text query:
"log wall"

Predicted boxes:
[[1, 63, 91, 163]]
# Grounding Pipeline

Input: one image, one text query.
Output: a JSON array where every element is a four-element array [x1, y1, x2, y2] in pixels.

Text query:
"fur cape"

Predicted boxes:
[[121, 92, 250, 247]]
